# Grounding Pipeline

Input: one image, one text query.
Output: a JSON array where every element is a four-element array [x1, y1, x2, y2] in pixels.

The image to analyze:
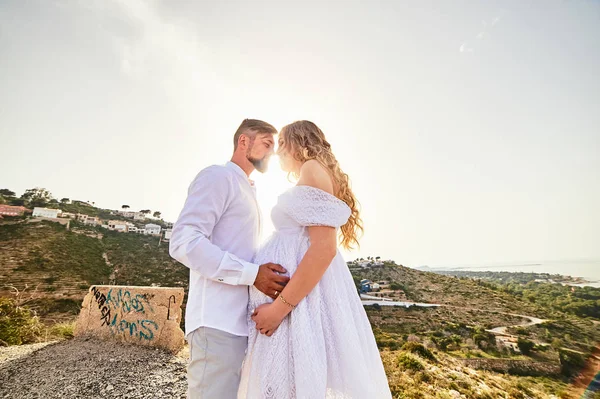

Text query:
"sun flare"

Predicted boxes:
[[252, 156, 295, 239]]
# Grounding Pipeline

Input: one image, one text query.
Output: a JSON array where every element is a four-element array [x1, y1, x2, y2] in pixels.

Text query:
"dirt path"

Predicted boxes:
[[0, 337, 188, 398], [441, 304, 548, 336], [486, 313, 547, 335]]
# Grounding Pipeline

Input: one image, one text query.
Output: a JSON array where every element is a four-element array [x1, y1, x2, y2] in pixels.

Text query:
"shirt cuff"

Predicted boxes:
[[235, 256, 260, 286]]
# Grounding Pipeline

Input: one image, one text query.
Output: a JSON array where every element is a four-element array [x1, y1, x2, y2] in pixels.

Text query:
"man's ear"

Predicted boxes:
[[238, 134, 247, 149]]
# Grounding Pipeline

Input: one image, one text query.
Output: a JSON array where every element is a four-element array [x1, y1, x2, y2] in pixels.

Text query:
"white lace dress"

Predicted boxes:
[[238, 186, 392, 399]]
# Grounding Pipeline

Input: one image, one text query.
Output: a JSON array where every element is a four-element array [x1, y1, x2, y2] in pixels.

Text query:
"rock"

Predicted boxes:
[[75, 285, 185, 353]]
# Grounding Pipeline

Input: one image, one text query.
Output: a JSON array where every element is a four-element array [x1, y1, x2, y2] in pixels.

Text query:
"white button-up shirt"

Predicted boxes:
[[169, 161, 261, 337]]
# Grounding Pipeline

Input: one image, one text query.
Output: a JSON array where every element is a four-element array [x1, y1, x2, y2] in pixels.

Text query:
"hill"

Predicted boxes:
[[1, 220, 599, 398], [0, 220, 188, 323]]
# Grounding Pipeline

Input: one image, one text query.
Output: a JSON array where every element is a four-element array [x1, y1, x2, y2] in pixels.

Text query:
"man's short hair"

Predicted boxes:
[[233, 119, 277, 150]]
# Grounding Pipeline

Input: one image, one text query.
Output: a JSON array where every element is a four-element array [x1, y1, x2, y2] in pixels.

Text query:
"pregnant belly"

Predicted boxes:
[[249, 232, 309, 308]]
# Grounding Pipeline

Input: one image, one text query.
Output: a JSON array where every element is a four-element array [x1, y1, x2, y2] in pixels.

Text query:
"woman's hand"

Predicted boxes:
[[251, 300, 290, 337]]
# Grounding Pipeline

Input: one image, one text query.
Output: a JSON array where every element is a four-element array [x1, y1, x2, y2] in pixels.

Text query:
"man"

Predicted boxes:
[[170, 119, 290, 398]]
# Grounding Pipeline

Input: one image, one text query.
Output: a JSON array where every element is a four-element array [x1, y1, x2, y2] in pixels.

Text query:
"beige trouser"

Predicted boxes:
[[187, 327, 248, 399]]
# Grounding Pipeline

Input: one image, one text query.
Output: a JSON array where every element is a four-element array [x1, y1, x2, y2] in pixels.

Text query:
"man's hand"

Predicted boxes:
[[254, 263, 289, 299]]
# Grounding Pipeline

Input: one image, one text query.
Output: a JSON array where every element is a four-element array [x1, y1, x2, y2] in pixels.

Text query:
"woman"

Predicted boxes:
[[238, 121, 391, 398]]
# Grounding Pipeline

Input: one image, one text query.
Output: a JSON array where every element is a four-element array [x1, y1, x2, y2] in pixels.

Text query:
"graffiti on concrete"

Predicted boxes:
[[91, 286, 111, 327], [106, 288, 154, 314], [90, 286, 160, 340]]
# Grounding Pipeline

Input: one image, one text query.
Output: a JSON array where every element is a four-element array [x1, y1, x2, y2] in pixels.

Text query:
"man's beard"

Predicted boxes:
[[247, 155, 269, 173]]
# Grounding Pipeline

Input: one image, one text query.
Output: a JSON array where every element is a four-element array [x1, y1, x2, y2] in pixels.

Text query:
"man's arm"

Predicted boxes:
[[169, 167, 259, 285], [169, 166, 290, 297]]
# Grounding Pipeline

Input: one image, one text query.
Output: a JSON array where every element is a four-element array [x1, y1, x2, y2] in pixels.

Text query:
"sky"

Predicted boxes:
[[1, 0, 599, 268]]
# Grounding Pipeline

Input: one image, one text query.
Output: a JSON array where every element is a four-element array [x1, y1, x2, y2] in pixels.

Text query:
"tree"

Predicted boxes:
[[551, 338, 563, 350], [21, 187, 53, 207], [140, 209, 151, 215], [517, 338, 535, 355], [559, 349, 586, 377], [390, 283, 403, 291], [153, 211, 161, 218], [121, 205, 130, 210], [60, 198, 70, 204], [0, 189, 16, 197]]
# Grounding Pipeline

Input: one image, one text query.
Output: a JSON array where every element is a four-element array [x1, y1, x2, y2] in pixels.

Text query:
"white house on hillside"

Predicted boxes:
[[145, 223, 161, 236], [59, 212, 77, 219], [32, 207, 61, 219], [163, 229, 172, 241], [119, 210, 146, 220], [108, 220, 129, 232], [84, 216, 99, 226]]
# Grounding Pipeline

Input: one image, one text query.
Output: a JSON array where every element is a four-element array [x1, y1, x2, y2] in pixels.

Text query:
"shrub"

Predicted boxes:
[[48, 321, 76, 339], [402, 341, 437, 362], [397, 352, 424, 372], [415, 371, 432, 383], [0, 298, 43, 345], [517, 338, 535, 355], [559, 349, 586, 377]]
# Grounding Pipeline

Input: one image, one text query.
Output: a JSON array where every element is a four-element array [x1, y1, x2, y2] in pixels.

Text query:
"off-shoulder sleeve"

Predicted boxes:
[[278, 185, 351, 228]]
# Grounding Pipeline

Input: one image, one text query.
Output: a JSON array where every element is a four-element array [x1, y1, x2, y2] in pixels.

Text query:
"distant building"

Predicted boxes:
[[76, 214, 99, 225], [118, 211, 147, 220], [163, 229, 172, 241], [128, 226, 140, 233], [33, 207, 61, 219], [133, 212, 146, 221], [84, 216, 99, 226], [144, 223, 161, 236], [0, 205, 29, 217], [108, 220, 129, 232], [59, 212, 77, 219]]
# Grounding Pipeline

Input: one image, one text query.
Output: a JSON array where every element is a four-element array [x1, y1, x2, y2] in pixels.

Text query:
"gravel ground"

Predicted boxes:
[[0, 337, 189, 398]]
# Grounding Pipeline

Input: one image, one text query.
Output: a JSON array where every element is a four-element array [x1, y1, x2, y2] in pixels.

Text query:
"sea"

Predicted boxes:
[[420, 259, 600, 288]]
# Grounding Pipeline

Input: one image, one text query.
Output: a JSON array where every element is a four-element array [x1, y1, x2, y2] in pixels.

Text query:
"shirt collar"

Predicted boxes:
[[226, 161, 255, 186]]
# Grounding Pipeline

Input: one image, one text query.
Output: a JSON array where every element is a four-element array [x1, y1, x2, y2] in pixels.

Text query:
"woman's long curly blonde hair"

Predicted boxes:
[[280, 120, 363, 250]]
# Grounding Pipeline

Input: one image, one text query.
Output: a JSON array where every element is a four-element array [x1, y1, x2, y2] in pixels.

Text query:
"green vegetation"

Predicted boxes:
[[353, 261, 600, 395], [397, 352, 424, 372], [0, 297, 43, 346], [0, 219, 188, 328], [1, 213, 598, 398], [382, 348, 571, 398], [558, 349, 586, 377], [500, 282, 600, 320], [8, 221, 111, 284], [402, 341, 436, 362], [517, 338, 535, 355], [437, 270, 600, 320], [102, 229, 188, 288]]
